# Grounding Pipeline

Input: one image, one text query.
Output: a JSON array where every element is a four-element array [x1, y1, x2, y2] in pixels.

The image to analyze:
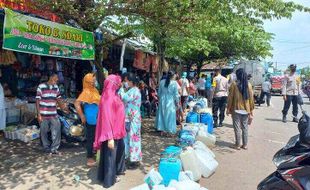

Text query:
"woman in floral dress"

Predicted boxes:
[[119, 72, 142, 168]]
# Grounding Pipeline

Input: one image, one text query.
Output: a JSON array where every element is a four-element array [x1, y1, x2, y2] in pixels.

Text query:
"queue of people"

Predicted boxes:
[[32, 63, 302, 188]]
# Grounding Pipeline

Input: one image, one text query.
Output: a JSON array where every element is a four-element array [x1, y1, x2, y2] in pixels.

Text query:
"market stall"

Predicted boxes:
[[0, 8, 95, 142]]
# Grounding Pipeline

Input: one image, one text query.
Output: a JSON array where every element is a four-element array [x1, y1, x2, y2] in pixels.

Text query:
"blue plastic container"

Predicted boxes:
[[159, 157, 182, 186], [200, 113, 214, 134], [162, 146, 182, 158], [186, 112, 199, 123]]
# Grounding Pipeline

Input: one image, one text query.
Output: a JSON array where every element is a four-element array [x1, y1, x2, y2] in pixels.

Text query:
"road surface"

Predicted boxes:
[[0, 96, 309, 190]]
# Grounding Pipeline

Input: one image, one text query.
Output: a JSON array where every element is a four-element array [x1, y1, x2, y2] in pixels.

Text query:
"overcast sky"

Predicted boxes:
[[263, 0, 310, 70]]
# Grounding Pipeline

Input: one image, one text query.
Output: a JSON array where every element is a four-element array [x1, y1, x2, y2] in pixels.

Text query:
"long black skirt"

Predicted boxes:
[[97, 139, 126, 188]]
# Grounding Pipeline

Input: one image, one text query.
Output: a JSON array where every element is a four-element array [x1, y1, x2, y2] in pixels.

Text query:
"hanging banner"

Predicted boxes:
[[2, 8, 95, 60]]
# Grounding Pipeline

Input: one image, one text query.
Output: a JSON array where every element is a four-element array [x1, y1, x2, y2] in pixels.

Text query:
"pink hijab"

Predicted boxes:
[[93, 74, 126, 150]]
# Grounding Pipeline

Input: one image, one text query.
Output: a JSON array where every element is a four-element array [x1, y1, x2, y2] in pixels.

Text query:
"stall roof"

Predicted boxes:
[[201, 59, 233, 70]]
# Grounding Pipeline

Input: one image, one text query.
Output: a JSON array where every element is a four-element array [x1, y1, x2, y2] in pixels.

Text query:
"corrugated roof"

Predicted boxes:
[[201, 59, 229, 70]]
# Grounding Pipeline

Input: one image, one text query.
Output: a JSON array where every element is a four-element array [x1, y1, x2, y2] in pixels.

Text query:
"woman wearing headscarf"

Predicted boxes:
[[119, 73, 142, 169], [156, 71, 180, 136], [94, 74, 126, 188], [74, 73, 101, 167], [227, 68, 255, 150]]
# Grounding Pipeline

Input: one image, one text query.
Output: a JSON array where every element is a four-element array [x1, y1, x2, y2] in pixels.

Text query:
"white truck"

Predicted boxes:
[[233, 60, 266, 103]]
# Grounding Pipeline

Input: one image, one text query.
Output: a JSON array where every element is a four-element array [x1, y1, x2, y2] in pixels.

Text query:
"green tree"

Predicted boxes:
[[31, 0, 308, 76]]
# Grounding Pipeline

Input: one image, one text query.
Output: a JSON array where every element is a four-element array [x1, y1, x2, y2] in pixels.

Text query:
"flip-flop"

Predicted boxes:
[[87, 160, 96, 167], [116, 176, 121, 183], [231, 145, 241, 150], [242, 146, 248, 150]]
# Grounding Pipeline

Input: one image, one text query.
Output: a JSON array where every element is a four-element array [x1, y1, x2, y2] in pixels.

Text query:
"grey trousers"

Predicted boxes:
[[232, 113, 249, 146], [40, 117, 61, 152]]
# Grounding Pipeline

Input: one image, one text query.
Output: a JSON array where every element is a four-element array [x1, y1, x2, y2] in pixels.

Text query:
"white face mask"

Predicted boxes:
[[124, 82, 129, 89]]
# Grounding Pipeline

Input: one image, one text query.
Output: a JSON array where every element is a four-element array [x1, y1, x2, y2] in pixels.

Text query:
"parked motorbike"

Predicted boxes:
[[57, 103, 86, 142], [258, 110, 310, 190], [302, 80, 310, 101]]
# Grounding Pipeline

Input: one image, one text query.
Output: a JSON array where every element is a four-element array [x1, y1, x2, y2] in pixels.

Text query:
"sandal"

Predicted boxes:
[[116, 176, 121, 183], [241, 145, 248, 150], [87, 158, 96, 167], [231, 145, 241, 150]]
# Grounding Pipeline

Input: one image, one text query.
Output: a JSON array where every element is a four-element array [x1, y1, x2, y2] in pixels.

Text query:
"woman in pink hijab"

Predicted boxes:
[[94, 74, 126, 188]]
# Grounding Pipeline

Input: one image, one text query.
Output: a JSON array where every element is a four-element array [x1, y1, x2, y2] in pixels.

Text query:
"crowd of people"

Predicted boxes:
[[154, 67, 255, 150], [31, 63, 302, 188]]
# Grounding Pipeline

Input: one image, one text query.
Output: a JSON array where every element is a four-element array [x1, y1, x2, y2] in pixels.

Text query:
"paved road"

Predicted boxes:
[[0, 96, 309, 190], [203, 95, 309, 190]]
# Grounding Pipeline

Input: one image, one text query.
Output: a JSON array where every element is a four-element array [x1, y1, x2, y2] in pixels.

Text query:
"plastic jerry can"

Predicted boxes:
[[159, 158, 182, 186], [168, 180, 201, 190], [200, 113, 214, 134], [162, 146, 182, 158], [180, 147, 202, 181], [178, 171, 194, 181], [196, 130, 216, 148], [182, 124, 200, 136], [144, 168, 163, 188], [130, 183, 150, 190], [186, 112, 199, 123], [193, 141, 215, 158], [194, 149, 218, 178]]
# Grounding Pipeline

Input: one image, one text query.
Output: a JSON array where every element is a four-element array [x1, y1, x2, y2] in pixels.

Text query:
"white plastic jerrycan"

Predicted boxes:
[[194, 148, 219, 178], [180, 147, 202, 181], [168, 180, 201, 190], [193, 141, 215, 158], [196, 130, 216, 148]]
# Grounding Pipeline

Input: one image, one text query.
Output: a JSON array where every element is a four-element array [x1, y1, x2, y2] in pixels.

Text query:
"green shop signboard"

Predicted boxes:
[[2, 8, 95, 60]]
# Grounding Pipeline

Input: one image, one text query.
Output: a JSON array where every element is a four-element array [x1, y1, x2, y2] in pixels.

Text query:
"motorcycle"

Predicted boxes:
[[302, 80, 310, 101], [57, 103, 86, 143], [258, 110, 310, 190]]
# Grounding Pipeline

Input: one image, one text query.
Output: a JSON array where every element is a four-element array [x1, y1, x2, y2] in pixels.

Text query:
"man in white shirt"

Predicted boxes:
[[212, 67, 229, 128], [179, 72, 190, 110], [259, 79, 272, 107], [198, 74, 206, 97], [282, 64, 301, 123]]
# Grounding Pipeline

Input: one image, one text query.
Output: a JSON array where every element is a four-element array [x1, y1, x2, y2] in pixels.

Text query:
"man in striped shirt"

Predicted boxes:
[[36, 73, 66, 155]]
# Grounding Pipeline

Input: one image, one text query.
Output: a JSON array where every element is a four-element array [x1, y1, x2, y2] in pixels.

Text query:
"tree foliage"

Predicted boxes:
[[30, 0, 309, 68]]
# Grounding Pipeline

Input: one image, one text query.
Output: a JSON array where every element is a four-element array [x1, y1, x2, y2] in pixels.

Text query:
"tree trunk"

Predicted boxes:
[[157, 33, 166, 81], [94, 43, 105, 92]]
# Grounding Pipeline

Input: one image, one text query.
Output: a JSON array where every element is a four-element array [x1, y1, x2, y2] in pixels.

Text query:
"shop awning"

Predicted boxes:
[[2, 8, 95, 60]]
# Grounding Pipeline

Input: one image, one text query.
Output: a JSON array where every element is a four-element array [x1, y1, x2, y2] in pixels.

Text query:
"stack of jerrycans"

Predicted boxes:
[[159, 146, 182, 186]]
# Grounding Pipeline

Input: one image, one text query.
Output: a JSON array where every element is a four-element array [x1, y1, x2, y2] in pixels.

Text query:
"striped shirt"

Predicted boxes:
[[36, 83, 61, 118]]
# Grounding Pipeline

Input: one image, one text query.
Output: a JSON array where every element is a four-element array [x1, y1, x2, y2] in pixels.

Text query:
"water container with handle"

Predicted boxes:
[[159, 157, 182, 186], [186, 112, 199, 123], [162, 146, 182, 158], [180, 147, 202, 181], [200, 113, 214, 134], [196, 130, 216, 148], [168, 180, 201, 190], [182, 124, 200, 136], [193, 141, 215, 158], [194, 149, 218, 178]]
